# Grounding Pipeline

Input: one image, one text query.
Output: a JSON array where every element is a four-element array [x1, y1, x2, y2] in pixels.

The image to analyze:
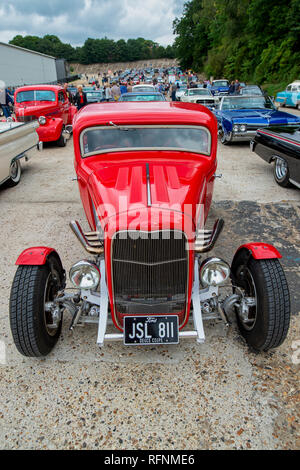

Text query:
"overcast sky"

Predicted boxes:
[[0, 0, 186, 47]]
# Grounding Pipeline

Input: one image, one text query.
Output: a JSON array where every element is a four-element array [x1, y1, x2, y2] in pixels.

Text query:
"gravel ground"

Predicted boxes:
[[0, 107, 299, 450]]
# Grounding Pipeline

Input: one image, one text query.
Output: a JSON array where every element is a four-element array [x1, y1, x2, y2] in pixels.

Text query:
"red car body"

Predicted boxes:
[[72, 102, 217, 330], [11, 101, 290, 357], [14, 85, 77, 143]]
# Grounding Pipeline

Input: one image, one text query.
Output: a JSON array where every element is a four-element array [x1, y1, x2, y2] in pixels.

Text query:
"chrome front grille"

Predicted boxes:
[[112, 230, 188, 315], [17, 115, 38, 123], [196, 99, 215, 105]]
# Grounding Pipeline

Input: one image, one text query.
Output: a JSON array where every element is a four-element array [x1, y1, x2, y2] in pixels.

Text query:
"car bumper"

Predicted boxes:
[[231, 131, 257, 141]]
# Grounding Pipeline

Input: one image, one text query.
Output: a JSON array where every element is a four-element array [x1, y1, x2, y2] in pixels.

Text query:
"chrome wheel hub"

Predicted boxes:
[[275, 157, 288, 180]]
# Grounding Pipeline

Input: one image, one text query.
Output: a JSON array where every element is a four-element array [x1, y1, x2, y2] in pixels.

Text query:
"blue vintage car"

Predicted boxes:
[[210, 79, 230, 96], [276, 81, 300, 110], [214, 95, 300, 145]]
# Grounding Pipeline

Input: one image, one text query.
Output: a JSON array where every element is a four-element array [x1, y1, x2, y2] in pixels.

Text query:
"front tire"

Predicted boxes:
[[232, 252, 290, 351], [220, 129, 232, 145], [56, 130, 67, 147], [9, 258, 64, 357]]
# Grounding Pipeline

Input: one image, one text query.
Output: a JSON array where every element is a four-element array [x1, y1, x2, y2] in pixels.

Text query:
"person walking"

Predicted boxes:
[[104, 84, 112, 102], [120, 82, 127, 95], [0, 84, 14, 118], [229, 81, 235, 95], [111, 82, 121, 101], [75, 85, 87, 110], [170, 82, 177, 101], [63, 83, 74, 104], [234, 79, 241, 95]]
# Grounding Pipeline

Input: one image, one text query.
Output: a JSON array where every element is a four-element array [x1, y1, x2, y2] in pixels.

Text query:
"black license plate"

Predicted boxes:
[[124, 316, 179, 345]]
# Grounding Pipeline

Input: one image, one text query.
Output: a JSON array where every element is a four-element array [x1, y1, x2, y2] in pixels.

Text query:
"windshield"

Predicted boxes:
[[240, 87, 263, 96], [221, 96, 275, 110], [133, 86, 155, 92], [121, 94, 164, 102], [81, 125, 211, 157], [188, 89, 210, 96], [87, 92, 102, 98], [16, 90, 56, 103], [213, 81, 229, 87]]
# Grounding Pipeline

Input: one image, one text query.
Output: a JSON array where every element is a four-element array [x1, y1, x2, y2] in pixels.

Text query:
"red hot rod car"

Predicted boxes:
[[10, 102, 290, 356], [14, 85, 77, 146]]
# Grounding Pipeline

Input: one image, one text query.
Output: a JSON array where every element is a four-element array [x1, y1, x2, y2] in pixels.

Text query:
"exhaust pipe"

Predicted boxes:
[[70, 220, 104, 255]]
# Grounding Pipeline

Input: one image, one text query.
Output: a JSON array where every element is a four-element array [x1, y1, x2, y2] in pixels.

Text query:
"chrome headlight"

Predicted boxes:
[[38, 116, 47, 125], [240, 124, 247, 132], [69, 260, 100, 290], [199, 257, 231, 287], [233, 124, 239, 133]]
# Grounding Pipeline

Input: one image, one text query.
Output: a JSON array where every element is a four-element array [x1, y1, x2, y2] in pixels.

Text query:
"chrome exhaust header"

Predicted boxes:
[[195, 219, 224, 253], [69, 220, 104, 255]]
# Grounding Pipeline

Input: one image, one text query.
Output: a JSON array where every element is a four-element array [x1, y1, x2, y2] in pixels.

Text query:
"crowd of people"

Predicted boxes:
[[1, 69, 245, 117]]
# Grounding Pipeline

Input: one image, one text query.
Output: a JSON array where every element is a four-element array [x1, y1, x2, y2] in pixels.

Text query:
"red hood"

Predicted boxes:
[[82, 151, 216, 234], [15, 102, 58, 118]]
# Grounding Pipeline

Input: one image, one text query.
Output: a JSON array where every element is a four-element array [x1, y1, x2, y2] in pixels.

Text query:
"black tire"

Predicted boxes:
[[232, 251, 290, 351], [220, 129, 231, 145], [9, 257, 64, 357], [5, 160, 22, 188], [56, 131, 66, 147], [273, 157, 292, 188]]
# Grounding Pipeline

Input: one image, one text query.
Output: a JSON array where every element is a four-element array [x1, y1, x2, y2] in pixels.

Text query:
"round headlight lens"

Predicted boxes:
[[69, 260, 100, 290], [233, 124, 239, 133], [240, 124, 247, 132], [38, 116, 47, 125], [199, 257, 231, 287]]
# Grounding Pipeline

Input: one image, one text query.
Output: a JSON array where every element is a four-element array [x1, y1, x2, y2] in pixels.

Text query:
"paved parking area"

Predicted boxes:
[[0, 113, 299, 449]]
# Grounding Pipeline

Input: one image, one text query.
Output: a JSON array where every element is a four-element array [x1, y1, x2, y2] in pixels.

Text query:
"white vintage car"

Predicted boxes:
[[180, 88, 217, 106], [132, 84, 156, 93], [0, 120, 42, 188]]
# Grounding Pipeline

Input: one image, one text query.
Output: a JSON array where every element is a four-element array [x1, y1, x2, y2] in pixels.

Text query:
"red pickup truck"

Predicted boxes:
[[14, 85, 77, 146]]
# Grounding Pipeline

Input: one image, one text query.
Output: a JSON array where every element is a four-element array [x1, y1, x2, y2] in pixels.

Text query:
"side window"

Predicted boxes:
[[291, 86, 297, 92], [58, 92, 65, 103], [286, 85, 292, 92]]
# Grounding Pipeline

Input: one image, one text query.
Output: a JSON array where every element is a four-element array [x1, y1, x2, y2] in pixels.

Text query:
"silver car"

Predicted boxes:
[[0, 120, 41, 188]]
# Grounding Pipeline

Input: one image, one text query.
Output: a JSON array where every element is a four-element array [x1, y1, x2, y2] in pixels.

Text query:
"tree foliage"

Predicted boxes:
[[9, 35, 176, 64], [173, 0, 300, 83]]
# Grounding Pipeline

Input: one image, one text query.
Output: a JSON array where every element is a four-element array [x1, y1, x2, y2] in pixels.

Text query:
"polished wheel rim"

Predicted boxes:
[[10, 161, 20, 181], [44, 269, 60, 336], [236, 266, 257, 331], [275, 158, 288, 181]]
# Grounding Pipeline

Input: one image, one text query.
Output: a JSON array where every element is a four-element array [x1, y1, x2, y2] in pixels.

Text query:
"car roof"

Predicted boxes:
[[122, 92, 162, 96], [15, 85, 62, 93], [73, 102, 216, 132]]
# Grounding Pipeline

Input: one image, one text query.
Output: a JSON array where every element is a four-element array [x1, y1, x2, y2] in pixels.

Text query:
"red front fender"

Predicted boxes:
[[37, 118, 63, 142], [235, 242, 282, 260], [16, 247, 58, 265], [69, 105, 78, 122]]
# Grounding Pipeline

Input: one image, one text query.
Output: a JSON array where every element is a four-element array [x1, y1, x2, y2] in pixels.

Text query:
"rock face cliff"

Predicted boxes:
[[70, 58, 179, 75]]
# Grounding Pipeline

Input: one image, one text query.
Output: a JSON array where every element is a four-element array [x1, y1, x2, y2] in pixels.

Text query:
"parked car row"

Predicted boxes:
[[2, 66, 299, 360], [9, 100, 292, 357]]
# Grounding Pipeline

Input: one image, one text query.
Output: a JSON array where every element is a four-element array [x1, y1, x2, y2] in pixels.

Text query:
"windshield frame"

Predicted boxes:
[[80, 124, 212, 158], [120, 93, 164, 102], [212, 80, 229, 88], [188, 89, 212, 96], [220, 95, 275, 111]]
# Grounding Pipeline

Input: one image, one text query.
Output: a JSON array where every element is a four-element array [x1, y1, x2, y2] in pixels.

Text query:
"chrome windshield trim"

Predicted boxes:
[[80, 124, 211, 158]]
